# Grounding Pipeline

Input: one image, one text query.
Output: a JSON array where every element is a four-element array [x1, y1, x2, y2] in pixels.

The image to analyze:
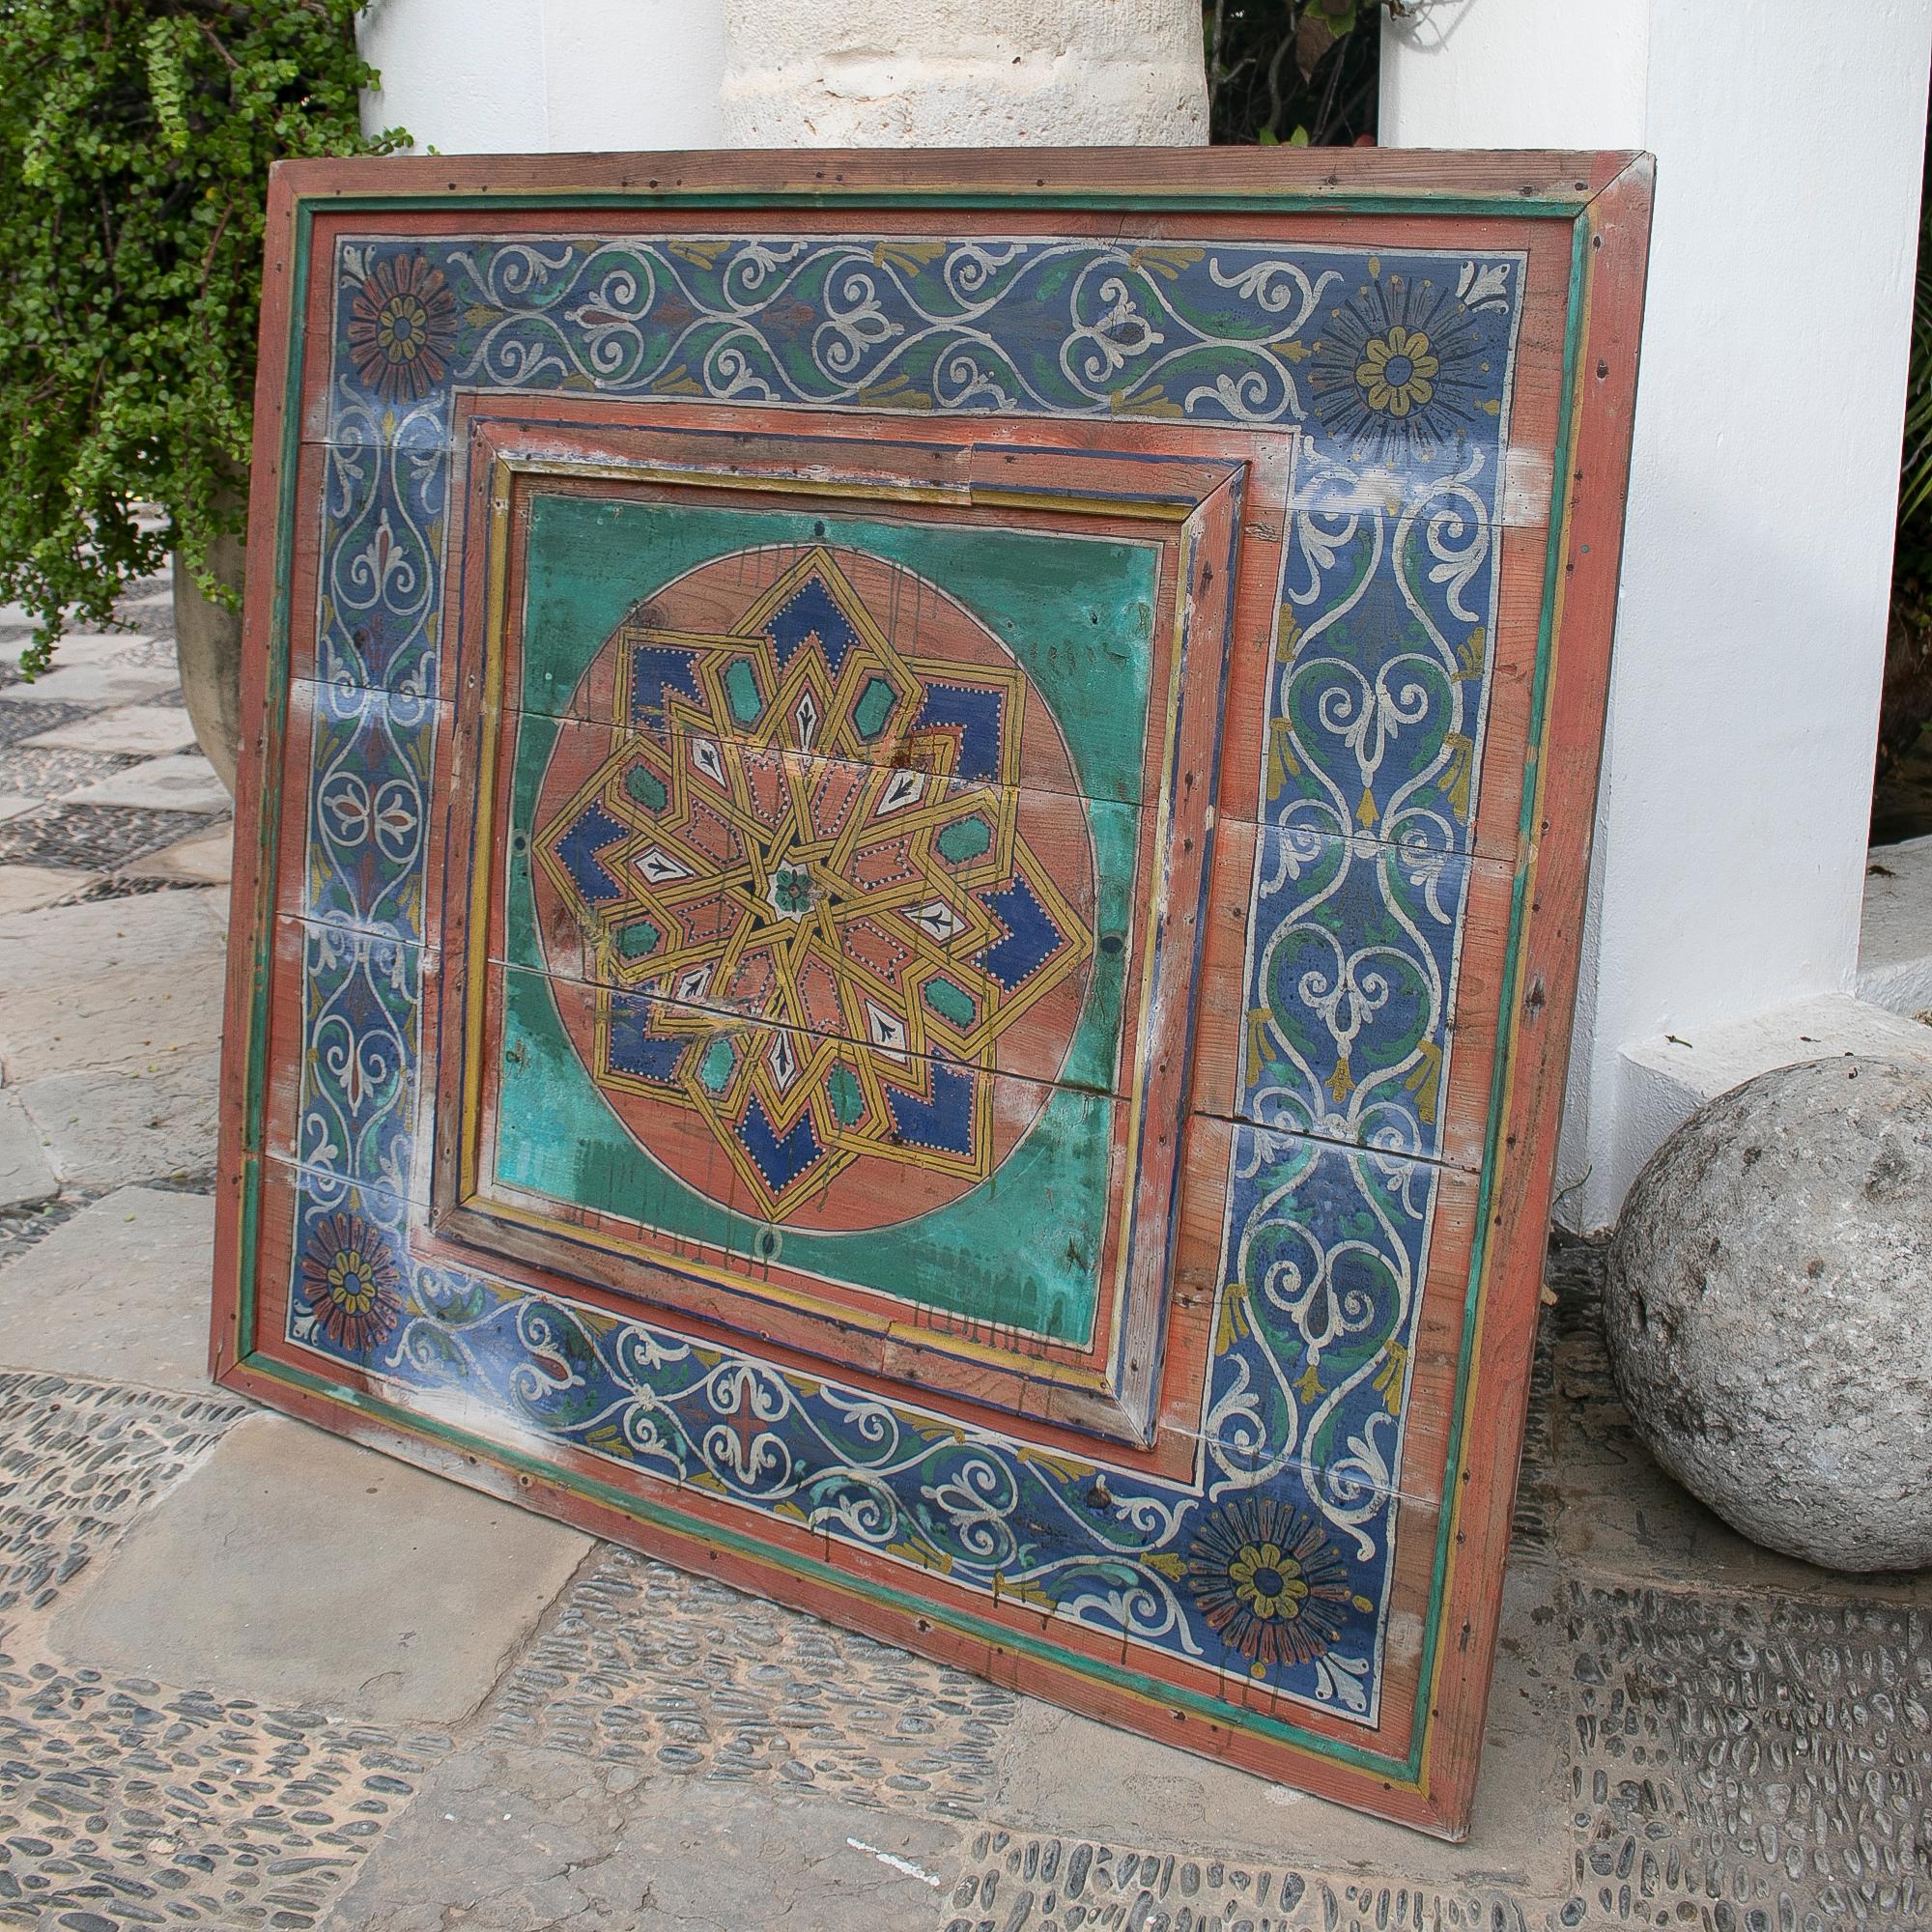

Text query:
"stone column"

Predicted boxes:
[[719, 0, 1208, 147]]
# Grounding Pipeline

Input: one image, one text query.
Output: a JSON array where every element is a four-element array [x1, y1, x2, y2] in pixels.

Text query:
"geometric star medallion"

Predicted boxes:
[[531, 546, 1096, 1229]]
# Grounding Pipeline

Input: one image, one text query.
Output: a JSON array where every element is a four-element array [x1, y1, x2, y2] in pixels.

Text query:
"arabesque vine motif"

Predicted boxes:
[[290, 230, 1525, 1726]]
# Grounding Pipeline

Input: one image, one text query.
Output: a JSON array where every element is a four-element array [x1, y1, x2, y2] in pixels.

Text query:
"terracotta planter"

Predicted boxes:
[[171, 520, 246, 797]]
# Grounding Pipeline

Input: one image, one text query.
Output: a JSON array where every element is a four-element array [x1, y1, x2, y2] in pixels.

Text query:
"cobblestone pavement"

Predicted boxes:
[[0, 582, 229, 903], [0, 574, 1927, 1930]]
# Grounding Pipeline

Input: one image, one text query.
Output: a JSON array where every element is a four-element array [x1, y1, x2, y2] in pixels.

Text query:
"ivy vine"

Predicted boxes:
[[0, 1, 407, 674]]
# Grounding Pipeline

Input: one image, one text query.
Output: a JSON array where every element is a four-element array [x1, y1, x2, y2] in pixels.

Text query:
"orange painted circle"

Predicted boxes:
[[528, 543, 1096, 1233]]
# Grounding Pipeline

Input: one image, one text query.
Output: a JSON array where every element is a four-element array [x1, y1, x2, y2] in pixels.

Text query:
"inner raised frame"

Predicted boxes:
[[426, 402, 1296, 1448]]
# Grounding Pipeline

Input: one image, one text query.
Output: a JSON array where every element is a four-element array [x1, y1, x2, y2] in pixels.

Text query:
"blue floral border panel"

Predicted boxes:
[[287, 226, 1527, 1729], [285, 1119, 1442, 1727]]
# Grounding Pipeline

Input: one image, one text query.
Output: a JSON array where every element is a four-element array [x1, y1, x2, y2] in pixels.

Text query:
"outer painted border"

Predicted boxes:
[[213, 147, 1653, 1838]]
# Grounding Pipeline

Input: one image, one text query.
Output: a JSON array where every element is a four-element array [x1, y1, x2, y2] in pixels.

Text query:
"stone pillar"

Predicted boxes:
[[719, 0, 1208, 147], [1381, 0, 1932, 1231]]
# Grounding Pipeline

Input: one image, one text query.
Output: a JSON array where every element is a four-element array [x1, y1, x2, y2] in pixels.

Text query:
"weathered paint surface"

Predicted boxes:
[[291, 227, 1520, 1709], [490, 499, 1162, 1340], [216, 154, 1653, 1835]]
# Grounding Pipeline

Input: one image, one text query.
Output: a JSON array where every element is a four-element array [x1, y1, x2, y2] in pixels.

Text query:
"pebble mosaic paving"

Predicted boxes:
[[0, 807, 213, 875], [0, 709, 88, 755], [0, 1259, 1924, 1930], [940, 1832, 1530, 1932], [0, 1663, 445, 1932], [482, 1546, 1024, 1818], [0, 581, 228, 891], [0, 1375, 243, 1621], [0, 756, 134, 810], [1562, 1585, 1931, 1930]]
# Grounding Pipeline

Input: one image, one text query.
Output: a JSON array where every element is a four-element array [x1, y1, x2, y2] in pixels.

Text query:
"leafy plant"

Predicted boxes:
[[1205, 0, 1391, 150], [0, 0, 406, 674], [1894, 158, 1932, 582], [1875, 123, 1932, 814]]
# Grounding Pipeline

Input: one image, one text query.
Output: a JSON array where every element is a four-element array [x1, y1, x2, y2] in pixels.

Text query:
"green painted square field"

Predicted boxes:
[[491, 493, 1165, 1343]]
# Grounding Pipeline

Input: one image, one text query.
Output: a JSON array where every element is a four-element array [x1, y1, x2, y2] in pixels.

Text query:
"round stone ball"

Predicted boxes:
[[1605, 1055, 1932, 1572]]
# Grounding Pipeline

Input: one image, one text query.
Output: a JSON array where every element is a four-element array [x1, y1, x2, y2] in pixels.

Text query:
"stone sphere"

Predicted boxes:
[[1605, 1055, 1932, 1572]]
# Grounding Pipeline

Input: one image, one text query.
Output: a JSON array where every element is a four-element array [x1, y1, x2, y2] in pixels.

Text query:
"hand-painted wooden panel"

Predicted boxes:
[[215, 149, 1653, 1837]]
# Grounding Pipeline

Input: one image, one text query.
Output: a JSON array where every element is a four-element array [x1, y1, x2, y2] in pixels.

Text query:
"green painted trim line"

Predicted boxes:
[[1394, 210, 1597, 1784], [230, 1153, 263, 1373], [235, 200, 317, 1354], [298, 187, 1587, 222], [242, 1347, 1418, 1784]]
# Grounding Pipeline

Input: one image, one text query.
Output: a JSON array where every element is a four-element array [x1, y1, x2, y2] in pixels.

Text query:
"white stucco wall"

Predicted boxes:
[[1382, 0, 1932, 1230], [357, 0, 727, 152], [356, 0, 1206, 154]]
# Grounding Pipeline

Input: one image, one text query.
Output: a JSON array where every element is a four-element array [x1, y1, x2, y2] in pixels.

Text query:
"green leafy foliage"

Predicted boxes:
[[0, 0, 406, 673], [1205, 0, 1385, 149], [1895, 151, 1932, 582], [1875, 125, 1932, 817]]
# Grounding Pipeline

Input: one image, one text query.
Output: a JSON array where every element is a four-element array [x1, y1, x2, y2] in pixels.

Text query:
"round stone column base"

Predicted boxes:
[[721, 0, 1208, 147]]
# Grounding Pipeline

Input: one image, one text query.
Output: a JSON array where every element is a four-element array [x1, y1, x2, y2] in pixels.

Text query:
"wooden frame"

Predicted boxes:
[[213, 147, 1652, 1837]]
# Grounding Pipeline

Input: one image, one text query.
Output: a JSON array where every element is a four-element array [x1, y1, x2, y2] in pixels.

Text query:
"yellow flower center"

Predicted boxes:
[[378, 295, 430, 363], [327, 1249, 378, 1314], [1228, 1541, 1309, 1620], [1353, 326, 1440, 417]]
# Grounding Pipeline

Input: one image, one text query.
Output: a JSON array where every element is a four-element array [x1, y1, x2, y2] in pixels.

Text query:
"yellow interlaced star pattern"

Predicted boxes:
[[534, 548, 1094, 1222]]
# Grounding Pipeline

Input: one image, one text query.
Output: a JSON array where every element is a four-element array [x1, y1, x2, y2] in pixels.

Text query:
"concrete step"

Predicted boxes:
[[1615, 990, 1932, 1208]]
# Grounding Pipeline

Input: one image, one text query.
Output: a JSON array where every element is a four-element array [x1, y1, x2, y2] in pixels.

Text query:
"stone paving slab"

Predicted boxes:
[[324, 1743, 962, 1932], [21, 704, 200, 758], [0, 632, 148, 673], [66, 753, 226, 815], [0, 1185, 215, 1394], [0, 1196, 78, 1280], [0, 1370, 244, 1622], [16, 1050, 220, 1190], [0, 664, 179, 710], [0, 889, 226, 1082], [51, 1413, 594, 1727], [0, 867, 96, 917], [121, 818, 233, 887], [0, 1365, 437, 1932], [0, 638, 141, 684], [0, 1091, 56, 1211], [979, 1562, 1569, 1893]]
